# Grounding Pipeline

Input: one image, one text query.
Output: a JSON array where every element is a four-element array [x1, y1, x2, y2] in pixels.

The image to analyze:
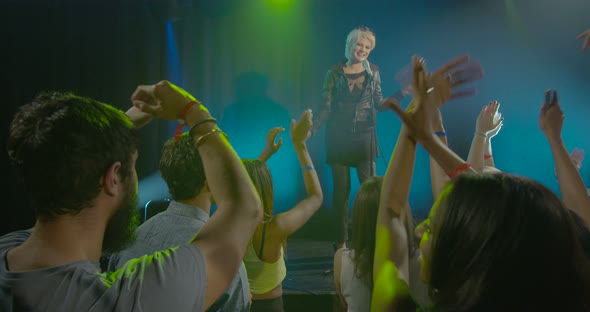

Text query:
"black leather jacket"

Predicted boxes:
[[314, 61, 387, 133]]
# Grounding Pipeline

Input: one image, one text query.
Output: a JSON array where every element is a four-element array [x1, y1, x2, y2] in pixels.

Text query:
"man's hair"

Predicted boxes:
[[8, 91, 138, 221], [429, 172, 590, 310], [159, 132, 206, 200]]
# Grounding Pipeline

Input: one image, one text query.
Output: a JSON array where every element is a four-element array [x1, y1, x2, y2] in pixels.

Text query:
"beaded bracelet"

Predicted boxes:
[[484, 155, 493, 160], [189, 117, 217, 136], [174, 101, 198, 141], [434, 131, 447, 137]]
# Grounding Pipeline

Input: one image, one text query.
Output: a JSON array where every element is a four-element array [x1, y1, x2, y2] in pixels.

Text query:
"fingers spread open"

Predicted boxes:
[[435, 54, 470, 75], [449, 88, 477, 99], [449, 62, 484, 87]]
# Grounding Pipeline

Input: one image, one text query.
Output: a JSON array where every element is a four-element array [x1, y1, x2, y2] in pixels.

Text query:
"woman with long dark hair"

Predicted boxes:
[[372, 55, 590, 311], [333, 176, 419, 311]]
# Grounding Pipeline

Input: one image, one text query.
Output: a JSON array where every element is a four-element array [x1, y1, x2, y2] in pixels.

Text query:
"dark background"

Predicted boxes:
[[2, 0, 590, 236]]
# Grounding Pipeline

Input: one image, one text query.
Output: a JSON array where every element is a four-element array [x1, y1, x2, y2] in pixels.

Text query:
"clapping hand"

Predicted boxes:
[[259, 127, 285, 161], [386, 56, 437, 142], [570, 148, 585, 170], [429, 55, 483, 106], [476, 100, 504, 138], [291, 109, 313, 144]]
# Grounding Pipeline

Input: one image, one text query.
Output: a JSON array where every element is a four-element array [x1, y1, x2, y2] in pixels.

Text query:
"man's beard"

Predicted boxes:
[[102, 179, 140, 253]]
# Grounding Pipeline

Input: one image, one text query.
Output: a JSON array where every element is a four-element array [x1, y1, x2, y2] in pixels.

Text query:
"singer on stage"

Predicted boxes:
[[312, 26, 406, 249]]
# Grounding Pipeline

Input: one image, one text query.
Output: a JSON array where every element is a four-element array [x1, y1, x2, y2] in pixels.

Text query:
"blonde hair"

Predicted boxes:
[[344, 26, 376, 60]]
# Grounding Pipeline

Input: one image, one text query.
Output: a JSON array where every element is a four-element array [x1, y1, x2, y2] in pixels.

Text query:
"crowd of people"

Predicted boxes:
[[1, 27, 590, 312]]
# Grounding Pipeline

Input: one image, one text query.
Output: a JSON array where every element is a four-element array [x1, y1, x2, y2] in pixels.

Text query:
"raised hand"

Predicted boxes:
[[395, 63, 413, 96], [258, 127, 285, 162], [488, 105, 503, 139], [291, 109, 313, 144], [570, 148, 585, 170], [538, 89, 564, 140], [429, 55, 483, 106], [386, 55, 436, 142], [476, 100, 503, 138], [131, 80, 210, 122], [577, 29, 590, 51]]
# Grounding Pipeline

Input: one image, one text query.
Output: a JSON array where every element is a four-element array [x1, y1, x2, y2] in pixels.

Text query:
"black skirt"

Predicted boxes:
[[325, 122, 376, 167]]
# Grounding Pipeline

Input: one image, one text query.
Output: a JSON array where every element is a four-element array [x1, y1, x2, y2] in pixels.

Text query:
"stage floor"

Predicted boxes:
[[283, 239, 336, 295], [282, 239, 341, 311]]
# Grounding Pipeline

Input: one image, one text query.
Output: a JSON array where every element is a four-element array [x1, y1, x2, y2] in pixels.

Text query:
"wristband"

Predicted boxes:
[[448, 163, 471, 179], [174, 101, 198, 141], [434, 131, 446, 137], [301, 166, 315, 171], [484, 154, 493, 160], [189, 117, 217, 136], [195, 128, 226, 146]]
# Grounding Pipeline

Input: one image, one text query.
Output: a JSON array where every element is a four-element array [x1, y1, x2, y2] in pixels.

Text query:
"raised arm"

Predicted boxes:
[[374, 55, 482, 311], [372, 57, 428, 312], [430, 109, 451, 200], [539, 89, 590, 227], [484, 108, 503, 168], [131, 81, 262, 310], [467, 101, 503, 172], [373, 123, 415, 289], [273, 110, 323, 238]]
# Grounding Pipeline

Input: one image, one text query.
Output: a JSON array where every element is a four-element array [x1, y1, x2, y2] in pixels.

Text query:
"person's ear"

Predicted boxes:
[[100, 161, 123, 197]]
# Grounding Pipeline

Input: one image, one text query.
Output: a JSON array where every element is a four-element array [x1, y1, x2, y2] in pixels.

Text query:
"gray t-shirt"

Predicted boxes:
[[0, 229, 206, 311], [109, 201, 250, 312]]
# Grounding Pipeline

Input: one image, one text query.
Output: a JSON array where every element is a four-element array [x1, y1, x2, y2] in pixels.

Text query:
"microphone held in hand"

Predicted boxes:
[[362, 60, 373, 79]]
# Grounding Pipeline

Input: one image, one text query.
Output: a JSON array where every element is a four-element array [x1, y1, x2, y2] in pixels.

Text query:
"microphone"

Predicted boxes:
[[362, 60, 373, 79]]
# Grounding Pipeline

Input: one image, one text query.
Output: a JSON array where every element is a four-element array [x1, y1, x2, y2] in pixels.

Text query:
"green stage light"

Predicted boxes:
[[266, 0, 295, 10]]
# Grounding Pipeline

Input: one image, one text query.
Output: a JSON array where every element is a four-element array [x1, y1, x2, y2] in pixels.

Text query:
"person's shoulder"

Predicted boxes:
[[334, 247, 346, 259], [328, 61, 347, 74], [102, 244, 206, 311], [0, 229, 32, 251]]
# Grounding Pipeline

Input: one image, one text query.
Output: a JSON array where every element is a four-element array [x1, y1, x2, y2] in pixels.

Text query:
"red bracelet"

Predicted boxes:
[[484, 154, 493, 160], [174, 101, 198, 141], [448, 163, 471, 179]]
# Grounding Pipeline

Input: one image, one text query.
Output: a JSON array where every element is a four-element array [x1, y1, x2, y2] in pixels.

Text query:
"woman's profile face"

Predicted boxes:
[[416, 210, 434, 283], [415, 189, 449, 283]]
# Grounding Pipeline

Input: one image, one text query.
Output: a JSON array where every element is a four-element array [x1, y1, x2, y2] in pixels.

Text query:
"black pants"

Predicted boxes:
[[331, 161, 375, 243]]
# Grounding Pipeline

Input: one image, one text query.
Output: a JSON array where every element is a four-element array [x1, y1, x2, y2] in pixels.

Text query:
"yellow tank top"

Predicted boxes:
[[243, 240, 287, 294]]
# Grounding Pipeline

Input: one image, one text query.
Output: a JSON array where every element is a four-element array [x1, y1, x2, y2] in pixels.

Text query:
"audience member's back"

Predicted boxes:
[[0, 83, 262, 311], [108, 133, 250, 312]]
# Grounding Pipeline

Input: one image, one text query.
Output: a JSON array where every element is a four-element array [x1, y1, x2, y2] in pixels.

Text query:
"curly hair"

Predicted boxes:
[[8, 91, 138, 221], [159, 132, 206, 200]]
